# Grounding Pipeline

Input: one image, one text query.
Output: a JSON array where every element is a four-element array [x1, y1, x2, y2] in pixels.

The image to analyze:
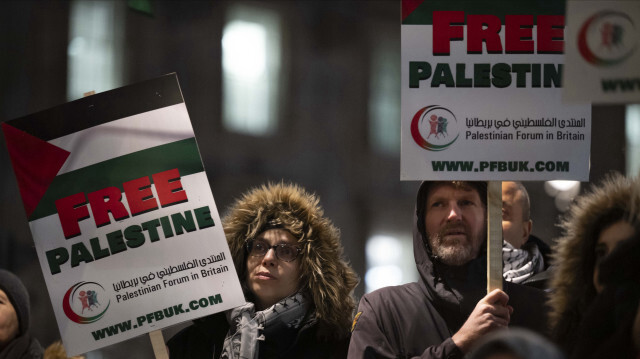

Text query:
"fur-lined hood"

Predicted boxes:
[[548, 173, 640, 344], [222, 182, 359, 340]]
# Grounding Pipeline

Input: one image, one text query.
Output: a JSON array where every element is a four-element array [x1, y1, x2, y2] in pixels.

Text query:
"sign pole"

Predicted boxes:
[[487, 181, 503, 293], [149, 330, 169, 359], [83, 89, 168, 359]]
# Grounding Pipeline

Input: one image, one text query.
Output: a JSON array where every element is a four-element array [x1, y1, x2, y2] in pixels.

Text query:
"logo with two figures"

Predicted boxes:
[[63, 281, 110, 324], [410, 105, 459, 151], [578, 10, 638, 66]]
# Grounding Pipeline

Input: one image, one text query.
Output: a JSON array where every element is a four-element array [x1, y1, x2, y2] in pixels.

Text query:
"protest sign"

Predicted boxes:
[[401, 0, 592, 181], [563, 0, 640, 104], [2, 74, 245, 355]]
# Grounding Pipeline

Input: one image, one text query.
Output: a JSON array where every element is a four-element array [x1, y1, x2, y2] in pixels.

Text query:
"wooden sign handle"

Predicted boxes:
[[487, 181, 503, 293], [149, 330, 169, 359]]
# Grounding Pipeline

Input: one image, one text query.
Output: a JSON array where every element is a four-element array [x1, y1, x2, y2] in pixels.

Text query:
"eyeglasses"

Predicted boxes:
[[246, 238, 302, 262]]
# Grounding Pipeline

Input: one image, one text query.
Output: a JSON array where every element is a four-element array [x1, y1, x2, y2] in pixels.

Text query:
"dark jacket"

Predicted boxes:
[[521, 234, 553, 290], [527, 234, 551, 269], [0, 334, 43, 359], [348, 182, 549, 359], [167, 310, 349, 359]]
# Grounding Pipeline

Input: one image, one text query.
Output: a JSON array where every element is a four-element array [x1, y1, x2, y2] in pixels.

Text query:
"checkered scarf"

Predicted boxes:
[[220, 292, 308, 359], [503, 240, 544, 283]]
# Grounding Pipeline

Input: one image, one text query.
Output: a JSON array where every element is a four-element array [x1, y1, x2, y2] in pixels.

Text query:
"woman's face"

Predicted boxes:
[[246, 229, 302, 310], [593, 220, 635, 293], [0, 289, 19, 349]]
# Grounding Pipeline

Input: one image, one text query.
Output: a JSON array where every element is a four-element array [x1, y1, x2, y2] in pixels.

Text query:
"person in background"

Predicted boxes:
[[0, 269, 43, 359], [466, 328, 565, 359], [167, 182, 359, 359], [548, 173, 640, 358], [348, 181, 548, 359], [501, 181, 551, 288]]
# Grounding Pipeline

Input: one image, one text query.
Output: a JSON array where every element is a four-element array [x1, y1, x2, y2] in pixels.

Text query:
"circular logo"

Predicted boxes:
[[578, 10, 638, 66], [410, 105, 459, 151], [63, 281, 110, 324]]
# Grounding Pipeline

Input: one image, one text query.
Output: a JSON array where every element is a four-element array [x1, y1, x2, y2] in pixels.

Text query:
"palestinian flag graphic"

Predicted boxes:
[[2, 74, 244, 355]]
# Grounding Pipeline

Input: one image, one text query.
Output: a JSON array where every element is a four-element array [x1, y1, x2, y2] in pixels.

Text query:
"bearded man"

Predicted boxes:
[[348, 181, 548, 359]]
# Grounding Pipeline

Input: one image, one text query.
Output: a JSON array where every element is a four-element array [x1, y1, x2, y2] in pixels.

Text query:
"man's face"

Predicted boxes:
[[424, 183, 486, 266], [502, 182, 531, 249]]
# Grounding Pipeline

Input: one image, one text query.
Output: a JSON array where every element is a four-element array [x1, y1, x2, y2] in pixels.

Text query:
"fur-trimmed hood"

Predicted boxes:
[[222, 182, 359, 340], [548, 173, 640, 345]]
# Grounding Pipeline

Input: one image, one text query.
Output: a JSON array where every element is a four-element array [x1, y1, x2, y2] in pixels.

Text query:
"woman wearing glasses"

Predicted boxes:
[[168, 182, 359, 359]]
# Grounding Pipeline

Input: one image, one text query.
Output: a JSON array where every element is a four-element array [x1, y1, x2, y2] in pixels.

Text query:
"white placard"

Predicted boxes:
[[2, 75, 245, 355], [401, 3, 592, 181], [563, 0, 640, 104]]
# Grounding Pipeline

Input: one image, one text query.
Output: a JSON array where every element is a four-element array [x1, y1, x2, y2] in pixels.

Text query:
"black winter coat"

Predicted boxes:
[[0, 334, 43, 359], [167, 310, 349, 359]]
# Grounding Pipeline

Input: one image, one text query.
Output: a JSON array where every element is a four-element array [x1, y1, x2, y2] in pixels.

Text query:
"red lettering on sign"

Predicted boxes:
[[88, 187, 130, 227], [467, 14, 503, 54], [153, 169, 188, 207], [537, 15, 564, 53], [433, 11, 465, 55], [55, 168, 188, 238], [55, 193, 90, 239], [505, 15, 534, 53], [432, 11, 565, 55], [123, 176, 159, 216]]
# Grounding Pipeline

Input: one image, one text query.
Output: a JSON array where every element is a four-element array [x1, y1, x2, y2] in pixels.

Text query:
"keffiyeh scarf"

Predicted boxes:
[[220, 292, 308, 359], [503, 240, 544, 283]]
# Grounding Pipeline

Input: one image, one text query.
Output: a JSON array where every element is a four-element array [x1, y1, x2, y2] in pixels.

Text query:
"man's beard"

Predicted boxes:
[[427, 223, 484, 266]]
